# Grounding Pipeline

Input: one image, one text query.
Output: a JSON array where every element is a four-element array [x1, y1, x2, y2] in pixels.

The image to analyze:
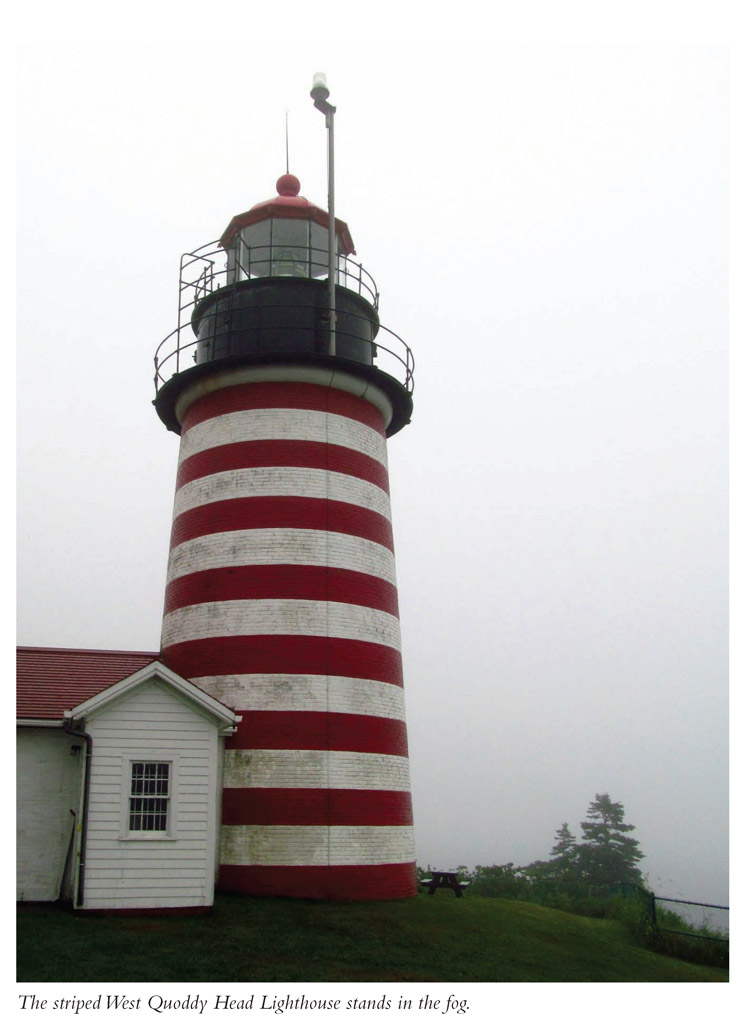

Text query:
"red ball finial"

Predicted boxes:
[[276, 174, 301, 197]]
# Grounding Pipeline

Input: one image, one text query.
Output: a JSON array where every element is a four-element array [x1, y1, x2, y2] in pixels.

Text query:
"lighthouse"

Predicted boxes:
[[153, 86, 416, 900]]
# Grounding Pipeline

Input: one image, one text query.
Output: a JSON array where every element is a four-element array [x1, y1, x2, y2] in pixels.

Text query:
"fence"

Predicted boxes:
[[651, 895, 729, 943]]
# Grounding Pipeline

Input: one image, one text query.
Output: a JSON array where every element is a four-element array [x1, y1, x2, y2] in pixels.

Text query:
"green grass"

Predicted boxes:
[[17, 894, 727, 983]]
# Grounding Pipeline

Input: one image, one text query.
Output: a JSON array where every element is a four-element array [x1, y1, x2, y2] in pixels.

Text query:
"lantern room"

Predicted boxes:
[[153, 174, 414, 438], [220, 173, 355, 282]]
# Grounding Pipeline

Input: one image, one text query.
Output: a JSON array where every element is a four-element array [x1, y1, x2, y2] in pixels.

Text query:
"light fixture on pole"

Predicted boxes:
[[310, 72, 336, 357]]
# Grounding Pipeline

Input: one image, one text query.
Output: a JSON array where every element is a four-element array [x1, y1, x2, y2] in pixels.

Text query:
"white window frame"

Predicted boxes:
[[119, 753, 179, 841]]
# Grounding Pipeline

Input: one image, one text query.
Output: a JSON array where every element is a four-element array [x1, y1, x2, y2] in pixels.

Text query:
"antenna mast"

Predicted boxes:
[[285, 108, 290, 174], [310, 73, 336, 358]]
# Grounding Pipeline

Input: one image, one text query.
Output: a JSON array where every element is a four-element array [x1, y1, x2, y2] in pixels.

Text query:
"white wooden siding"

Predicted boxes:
[[16, 728, 82, 902], [83, 679, 221, 910]]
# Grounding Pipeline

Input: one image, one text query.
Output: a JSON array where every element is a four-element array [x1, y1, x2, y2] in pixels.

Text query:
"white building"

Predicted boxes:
[[17, 647, 240, 912]]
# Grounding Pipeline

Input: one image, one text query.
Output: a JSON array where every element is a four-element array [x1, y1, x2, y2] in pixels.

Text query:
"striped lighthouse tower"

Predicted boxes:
[[153, 129, 416, 898]]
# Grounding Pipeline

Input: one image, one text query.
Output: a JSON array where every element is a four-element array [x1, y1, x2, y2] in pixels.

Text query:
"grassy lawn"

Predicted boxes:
[[17, 894, 727, 983]]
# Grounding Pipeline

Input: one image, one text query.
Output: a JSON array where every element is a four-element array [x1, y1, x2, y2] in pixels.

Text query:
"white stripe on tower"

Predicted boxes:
[[223, 749, 412, 790], [221, 826, 415, 867], [191, 675, 406, 719], [162, 599, 402, 649], [167, 530, 397, 585], [173, 466, 392, 520], [178, 407, 388, 466], [160, 376, 415, 900]]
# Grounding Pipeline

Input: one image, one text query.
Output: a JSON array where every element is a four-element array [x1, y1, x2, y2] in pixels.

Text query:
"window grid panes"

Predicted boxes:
[[235, 219, 337, 281], [129, 761, 170, 832]]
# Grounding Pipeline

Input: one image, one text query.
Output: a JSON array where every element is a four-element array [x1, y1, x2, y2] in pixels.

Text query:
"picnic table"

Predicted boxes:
[[419, 870, 470, 897]]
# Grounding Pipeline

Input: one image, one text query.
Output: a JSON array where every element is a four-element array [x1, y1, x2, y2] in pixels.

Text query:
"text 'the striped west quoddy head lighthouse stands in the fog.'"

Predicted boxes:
[[153, 83, 417, 900]]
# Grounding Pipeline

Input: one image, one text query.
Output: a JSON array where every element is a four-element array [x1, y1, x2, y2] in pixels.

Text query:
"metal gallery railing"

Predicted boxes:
[[177, 238, 378, 330], [154, 239, 413, 395], [154, 302, 414, 395]]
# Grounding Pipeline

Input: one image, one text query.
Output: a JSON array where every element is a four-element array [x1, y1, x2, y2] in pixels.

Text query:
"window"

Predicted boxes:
[[128, 761, 170, 833]]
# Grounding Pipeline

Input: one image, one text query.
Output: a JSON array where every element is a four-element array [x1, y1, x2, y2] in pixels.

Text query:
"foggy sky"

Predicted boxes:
[[16, 44, 728, 906]]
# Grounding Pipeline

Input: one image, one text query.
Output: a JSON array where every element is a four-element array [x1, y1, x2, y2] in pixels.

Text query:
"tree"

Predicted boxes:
[[550, 822, 577, 863], [548, 822, 580, 890], [577, 793, 644, 891], [522, 823, 580, 897], [470, 863, 530, 899]]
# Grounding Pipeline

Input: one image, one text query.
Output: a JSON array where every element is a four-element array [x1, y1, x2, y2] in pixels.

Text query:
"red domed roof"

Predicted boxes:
[[219, 174, 355, 255]]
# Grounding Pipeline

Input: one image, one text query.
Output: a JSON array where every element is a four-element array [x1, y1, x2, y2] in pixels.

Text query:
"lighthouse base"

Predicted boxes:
[[218, 862, 417, 901]]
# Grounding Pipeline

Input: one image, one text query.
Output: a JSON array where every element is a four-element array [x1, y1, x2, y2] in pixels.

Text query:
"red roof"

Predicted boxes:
[[218, 174, 356, 255], [17, 647, 160, 721]]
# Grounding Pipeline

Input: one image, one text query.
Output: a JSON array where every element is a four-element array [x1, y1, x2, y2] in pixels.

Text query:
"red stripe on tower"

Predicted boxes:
[[177, 439, 390, 492], [222, 789, 414, 827], [154, 164, 416, 900], [169, 496, 394, 551], [164, 565, 399, 616]]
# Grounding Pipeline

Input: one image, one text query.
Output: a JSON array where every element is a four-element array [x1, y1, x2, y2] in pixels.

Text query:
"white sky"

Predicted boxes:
[[15, 30, 732, 932]]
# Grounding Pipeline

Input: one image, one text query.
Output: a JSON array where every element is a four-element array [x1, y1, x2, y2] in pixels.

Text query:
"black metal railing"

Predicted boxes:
[[154, 239, 413, 396], [177, 239, 378, 328], [651, 895, 729, 943], [154, 304, 414, 394]]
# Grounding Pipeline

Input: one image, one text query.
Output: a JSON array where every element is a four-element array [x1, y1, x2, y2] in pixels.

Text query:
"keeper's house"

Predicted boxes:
[[16, 646, 240, 912]]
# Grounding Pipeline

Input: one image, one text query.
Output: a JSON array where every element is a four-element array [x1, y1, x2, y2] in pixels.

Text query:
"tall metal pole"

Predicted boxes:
[[311, 73, 337, 357]]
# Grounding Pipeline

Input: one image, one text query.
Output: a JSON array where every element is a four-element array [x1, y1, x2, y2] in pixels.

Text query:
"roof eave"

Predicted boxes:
[[66, 660, 241, 729], [219, 207, 356, 256], [17, 718, 65, 728]]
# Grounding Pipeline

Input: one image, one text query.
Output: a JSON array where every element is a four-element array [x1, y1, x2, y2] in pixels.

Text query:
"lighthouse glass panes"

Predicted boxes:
[[230, 219, 333, 281], [128, 761, 170, 832]]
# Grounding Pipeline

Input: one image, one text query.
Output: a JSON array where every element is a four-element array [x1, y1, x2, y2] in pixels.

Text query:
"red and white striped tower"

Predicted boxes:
[[153, 163, 416, 899]]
